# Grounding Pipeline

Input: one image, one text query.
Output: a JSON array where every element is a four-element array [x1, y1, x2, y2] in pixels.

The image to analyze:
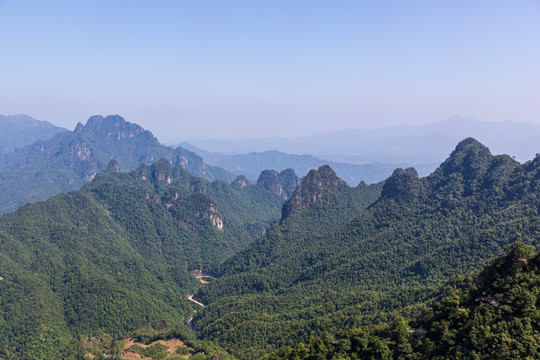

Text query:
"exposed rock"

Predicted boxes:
[[232, 175, 251, 188], [74, 115, 154, 142]]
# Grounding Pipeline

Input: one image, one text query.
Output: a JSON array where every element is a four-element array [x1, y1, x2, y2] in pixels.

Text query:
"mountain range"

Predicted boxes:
[[187, 115, 540, 163], [0, 115, 235, 214], [180, 143, 438, 185], [0, 154, 299, 359], [2, 113, 540, 359], [192, 138, 540, 358]]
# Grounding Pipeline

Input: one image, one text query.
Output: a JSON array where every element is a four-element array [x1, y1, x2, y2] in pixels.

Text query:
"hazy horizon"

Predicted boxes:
[[1, 1, 539, 142], [6, 112, 539, 145]]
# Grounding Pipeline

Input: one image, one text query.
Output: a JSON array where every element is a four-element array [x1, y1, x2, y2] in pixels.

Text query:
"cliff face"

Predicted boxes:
[[74, 115, 154, 141]]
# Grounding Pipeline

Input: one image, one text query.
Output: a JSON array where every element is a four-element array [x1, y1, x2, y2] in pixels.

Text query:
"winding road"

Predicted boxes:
[[187, 295, 205, 331]]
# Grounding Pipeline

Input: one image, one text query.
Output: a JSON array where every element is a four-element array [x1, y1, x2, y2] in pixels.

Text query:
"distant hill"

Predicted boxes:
[[180, 143, 437, 185], [0, 115, 236, 214], [0, 114, 67, 153], [187, 116, 540, 163]]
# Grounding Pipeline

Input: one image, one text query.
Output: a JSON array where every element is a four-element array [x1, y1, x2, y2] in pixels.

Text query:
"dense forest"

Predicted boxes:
[[0, 157, 296, 359], [262, 241, 540, 359], [2, 136, 540, 359], [191, 138, 540, 358]]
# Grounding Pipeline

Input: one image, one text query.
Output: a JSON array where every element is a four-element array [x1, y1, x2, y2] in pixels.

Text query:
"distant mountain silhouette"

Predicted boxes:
[[186, 116, 540, 163], [181, 143, 437, 185], [0, 113, 67, 153]]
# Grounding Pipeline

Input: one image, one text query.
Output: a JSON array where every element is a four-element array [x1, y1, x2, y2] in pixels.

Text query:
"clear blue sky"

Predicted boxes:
[[1, 0, 539, 142]]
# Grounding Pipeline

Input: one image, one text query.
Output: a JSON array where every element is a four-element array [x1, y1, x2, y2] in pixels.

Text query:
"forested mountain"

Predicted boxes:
[[0, 157, 292, 359], [4, 135, 540, 359], [180, 143, 437, 185], [192, 138, 540, 359], [262, 241, 540, 360], [0, 114, 67, 153], [0, 115, 235, 214]]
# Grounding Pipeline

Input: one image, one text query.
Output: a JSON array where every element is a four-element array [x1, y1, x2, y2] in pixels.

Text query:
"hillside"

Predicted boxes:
[[192, 138, 540, 359], [262, 241, 540, 359], [0, 113, 67, 153], [4, 136, 540, 359], [0, 115, 235, 214], [0, 157, 293, 359]]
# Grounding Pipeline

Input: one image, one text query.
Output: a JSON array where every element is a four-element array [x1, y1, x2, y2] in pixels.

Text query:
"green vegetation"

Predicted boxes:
[[0, 115, 236, 214], [192, 139, 540, 358], [261, 242, 540, 359], [126, 343, 170, 359], [3, 136, 540, 359], [123, 325, 235, 360], [0, 155, 288, 359]]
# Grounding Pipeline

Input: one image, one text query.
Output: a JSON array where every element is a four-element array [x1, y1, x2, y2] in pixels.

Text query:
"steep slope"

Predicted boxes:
[[0, 115, 235, 214], [83, 158, 292, 269], [0, 191, 198, 360], [193, 166, 384, 358], [262, 242, 540, 360], [0, 156, 289, 359], [0, 113, 67, 153], [192, 138, 540, 359]]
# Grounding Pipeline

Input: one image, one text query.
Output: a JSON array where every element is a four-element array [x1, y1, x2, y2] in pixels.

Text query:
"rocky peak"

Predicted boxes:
[[257, 170, 283, 196], [278, 168, 302, 197], [427, 138, 516, 197], [74, 115, 157, 143], [299, 165, 344, 194], [135, 163, 149, 181], [281, 165, 346, 219]]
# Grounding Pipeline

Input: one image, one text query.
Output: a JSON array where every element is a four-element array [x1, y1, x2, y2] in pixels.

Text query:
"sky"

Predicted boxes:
[[1, 0, 540, 142]]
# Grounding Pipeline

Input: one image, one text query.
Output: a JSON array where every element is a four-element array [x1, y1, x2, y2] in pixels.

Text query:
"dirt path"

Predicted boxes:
[[187, 295, 205, 307], [187, 295, 205, 331], [187, 270, 210, 332]]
